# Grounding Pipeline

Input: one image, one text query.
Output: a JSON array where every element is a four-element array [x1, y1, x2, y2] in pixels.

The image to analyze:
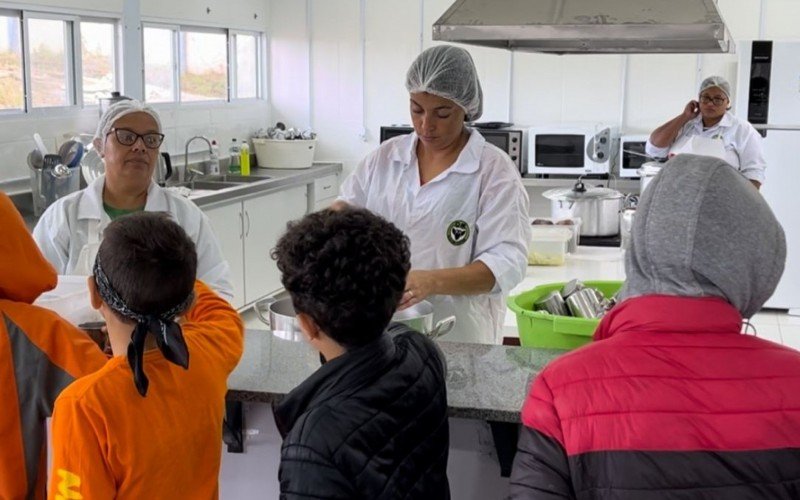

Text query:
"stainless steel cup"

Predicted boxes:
[[566, 288, 603, 318], [533, 290, 569, 316]]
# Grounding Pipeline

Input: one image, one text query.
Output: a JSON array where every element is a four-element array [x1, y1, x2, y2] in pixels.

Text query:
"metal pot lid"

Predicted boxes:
[[543, 180, 624, 201]]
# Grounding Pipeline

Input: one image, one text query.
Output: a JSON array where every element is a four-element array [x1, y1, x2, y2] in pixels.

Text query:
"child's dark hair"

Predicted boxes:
[[96, 212, 197, 315], [272, 207, 410, 348]]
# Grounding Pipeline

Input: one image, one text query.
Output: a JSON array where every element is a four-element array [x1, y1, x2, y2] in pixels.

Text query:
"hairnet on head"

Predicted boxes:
[[405, 45, 483, 121], [94, 99, 163, 143], [699, 76, 732, 101]]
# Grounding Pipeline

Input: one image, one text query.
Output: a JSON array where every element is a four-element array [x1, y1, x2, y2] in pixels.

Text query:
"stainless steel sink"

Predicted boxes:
[[200, 174, 270, 183]]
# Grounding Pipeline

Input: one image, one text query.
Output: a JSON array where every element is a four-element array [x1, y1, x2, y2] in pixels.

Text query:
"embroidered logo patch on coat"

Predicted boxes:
[[446, 220, 471, 246]]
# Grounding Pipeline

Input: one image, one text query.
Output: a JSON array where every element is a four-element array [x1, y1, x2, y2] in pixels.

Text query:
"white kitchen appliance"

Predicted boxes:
[[528, 124, 619, 176], [618, 134, 650, 178], [736, 40, 800, 315]]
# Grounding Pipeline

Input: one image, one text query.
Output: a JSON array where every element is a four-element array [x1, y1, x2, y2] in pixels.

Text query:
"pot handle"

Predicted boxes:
[[428, 316, 456, 339], [253, 297, 277, 327]]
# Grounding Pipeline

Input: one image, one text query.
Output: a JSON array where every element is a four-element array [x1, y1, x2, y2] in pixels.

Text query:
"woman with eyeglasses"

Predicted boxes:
[[646, 76, 766, 189], [33, 100, 234, 300]]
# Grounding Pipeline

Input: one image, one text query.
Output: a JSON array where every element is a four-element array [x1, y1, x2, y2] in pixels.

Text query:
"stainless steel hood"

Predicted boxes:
[[432, 0, 733, 54]]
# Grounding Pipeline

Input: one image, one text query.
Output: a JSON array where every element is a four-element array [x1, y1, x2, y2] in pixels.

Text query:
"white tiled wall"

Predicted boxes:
[[267, 0, 800, 184]]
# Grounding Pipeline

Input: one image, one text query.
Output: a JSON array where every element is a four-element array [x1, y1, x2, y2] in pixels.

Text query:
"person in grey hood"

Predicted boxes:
[[508, 155, 800, 500], [619, 153, 785, 318]]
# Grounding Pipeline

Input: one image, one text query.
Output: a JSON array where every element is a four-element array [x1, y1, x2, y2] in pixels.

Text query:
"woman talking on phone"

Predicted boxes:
[[646, 76, 766, 189]]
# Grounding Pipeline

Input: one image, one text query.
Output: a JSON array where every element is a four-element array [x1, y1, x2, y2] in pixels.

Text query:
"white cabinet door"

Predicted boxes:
[[243, 186, 308, 303], [204, 202, 246, 308]]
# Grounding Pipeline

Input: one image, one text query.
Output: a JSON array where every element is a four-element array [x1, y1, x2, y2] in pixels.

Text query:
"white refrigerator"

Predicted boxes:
[[736, 40, 800, 315]]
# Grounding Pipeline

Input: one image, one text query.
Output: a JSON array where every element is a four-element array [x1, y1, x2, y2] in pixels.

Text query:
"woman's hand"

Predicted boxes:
[[398, 270, 438, 310], [682, 100, 700, 121]]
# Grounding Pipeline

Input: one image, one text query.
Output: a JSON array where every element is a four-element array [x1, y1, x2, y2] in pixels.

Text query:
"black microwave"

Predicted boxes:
[[379, 125, 524, 174]]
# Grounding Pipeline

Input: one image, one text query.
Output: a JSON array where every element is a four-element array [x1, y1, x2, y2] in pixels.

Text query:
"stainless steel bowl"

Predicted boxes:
[[253, 297, 304, 342], [392, 300, 456, 339]]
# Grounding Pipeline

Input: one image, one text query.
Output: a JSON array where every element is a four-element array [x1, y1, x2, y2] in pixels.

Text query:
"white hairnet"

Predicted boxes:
[[699, 76, 732, 101], [405, 45, 483, 121], [94, 99, 163, 143]]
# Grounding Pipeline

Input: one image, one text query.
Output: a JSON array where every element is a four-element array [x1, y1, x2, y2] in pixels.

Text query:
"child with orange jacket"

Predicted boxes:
[[48, 211, 243, 499], [0, 192, 107, 500]]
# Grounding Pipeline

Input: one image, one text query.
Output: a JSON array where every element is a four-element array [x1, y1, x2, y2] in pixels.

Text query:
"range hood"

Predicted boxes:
[[432, 0, 733, 54]]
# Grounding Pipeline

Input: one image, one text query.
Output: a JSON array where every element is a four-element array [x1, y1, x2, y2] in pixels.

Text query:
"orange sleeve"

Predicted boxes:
[[3, 303, 107, 378], [181, 280, 244, 373], [49, 395, 116, 500]]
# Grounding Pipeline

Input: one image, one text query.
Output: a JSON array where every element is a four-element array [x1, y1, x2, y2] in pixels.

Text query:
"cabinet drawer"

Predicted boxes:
[[313, 174, 339, 202]]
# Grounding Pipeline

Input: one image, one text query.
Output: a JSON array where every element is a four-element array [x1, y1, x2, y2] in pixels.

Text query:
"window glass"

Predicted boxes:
[[0, 14, 24, 110], [80, 21, 115, 106], [180, 30, 227, 102], [144, 26, 175, 103], [235, 33, 258, 99], [28, 18, 69, 107]]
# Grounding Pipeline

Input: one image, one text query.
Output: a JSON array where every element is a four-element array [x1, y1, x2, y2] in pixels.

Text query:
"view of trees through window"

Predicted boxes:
[[81, 22, 115, 107], [28, 18, 69, 107], [0, 12, 261, 111], [180, 30, 227, 102], [0, 15, 23, 110]]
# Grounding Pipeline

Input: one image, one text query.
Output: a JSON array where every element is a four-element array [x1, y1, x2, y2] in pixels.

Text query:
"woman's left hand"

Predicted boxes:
[[398, 270, 438, 310]]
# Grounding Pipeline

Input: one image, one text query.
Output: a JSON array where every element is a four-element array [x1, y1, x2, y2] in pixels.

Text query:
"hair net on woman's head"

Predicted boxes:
[[699, 76, 732, 101], [405, 45, 483, 121], [94, 99, 163, 143]]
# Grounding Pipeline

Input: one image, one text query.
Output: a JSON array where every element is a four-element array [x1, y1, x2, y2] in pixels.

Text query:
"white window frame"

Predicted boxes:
[[22, 11, 79, 114], [142, 22, 265, 106], [77, 16, 122, 109], [0, 8, 120, 117], [230, 29, 263, 101]]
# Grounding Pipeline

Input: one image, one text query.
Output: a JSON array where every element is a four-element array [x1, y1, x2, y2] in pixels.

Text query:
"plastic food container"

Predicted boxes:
[[252, 138, 316, 169], [528, 226, 572, 266], [507, 280, 624, 350]]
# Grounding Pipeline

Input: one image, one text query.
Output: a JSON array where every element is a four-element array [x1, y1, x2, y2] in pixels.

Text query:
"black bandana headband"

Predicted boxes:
[[93, 256, 194, 397]]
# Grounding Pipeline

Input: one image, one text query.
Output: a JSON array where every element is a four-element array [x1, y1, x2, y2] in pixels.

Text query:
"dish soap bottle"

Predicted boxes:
[[240, 140, 250, 176], [208, 139, 221, 175], [228, 139, 241, 175]]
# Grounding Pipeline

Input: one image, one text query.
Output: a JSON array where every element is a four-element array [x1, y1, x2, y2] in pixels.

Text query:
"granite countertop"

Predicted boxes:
[[227, 329, 566, 423]]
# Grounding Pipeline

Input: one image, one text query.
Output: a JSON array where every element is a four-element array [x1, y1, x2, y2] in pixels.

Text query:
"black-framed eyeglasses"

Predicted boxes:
[[107, 128, 165, 149], [699, 95, 727, 106]]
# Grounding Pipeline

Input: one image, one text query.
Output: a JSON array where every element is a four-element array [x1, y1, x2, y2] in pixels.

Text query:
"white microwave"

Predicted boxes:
[[619, 134, 650, 178], [527, 125, 619, 176]]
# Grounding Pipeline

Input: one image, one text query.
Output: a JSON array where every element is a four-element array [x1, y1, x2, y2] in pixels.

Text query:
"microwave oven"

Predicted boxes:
[[379, 125, 524, 174], [619, 134, 649, 178], [527, 124, 619, 176]]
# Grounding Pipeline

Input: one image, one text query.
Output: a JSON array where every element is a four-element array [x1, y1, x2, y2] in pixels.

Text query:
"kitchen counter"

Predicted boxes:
[[227, 329, 565, 423], [187, 163, 342, 209]]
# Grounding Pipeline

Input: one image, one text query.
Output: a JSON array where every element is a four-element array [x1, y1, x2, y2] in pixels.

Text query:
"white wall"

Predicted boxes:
[[267, 0, 800, 193], [0, 0, 270, 191]]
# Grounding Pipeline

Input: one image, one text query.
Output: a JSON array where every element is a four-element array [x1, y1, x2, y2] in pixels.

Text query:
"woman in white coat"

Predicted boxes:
[[646, 76, 766, 189], [337, 45, 531, 344], [33, 100, 234, 301]]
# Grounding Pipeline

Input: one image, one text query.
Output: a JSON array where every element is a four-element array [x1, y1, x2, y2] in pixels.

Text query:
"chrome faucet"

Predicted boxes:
[[184, 136, 213, 182]]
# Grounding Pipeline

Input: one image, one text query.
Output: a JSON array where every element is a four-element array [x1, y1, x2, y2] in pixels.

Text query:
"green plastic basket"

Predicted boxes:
[[507, 280, 624, 350]]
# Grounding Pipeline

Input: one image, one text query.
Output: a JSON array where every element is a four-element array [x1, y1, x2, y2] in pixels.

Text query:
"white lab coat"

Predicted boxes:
[[339, 129, 531, 344], [645, 112, 767, 183], [32, 175, 235, 301]]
